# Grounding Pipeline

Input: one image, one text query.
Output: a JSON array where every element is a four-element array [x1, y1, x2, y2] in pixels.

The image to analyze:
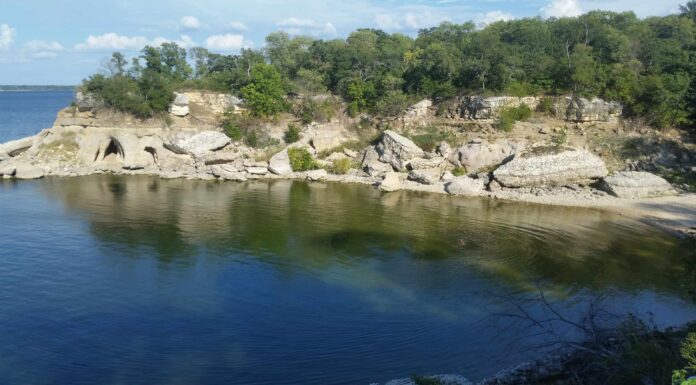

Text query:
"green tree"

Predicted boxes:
[[240, 63, 287, 117]]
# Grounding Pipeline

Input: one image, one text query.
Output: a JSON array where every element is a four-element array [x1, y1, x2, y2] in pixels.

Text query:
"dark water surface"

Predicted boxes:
[[0, 176, 694, 385], [0, 91, 74, 143]]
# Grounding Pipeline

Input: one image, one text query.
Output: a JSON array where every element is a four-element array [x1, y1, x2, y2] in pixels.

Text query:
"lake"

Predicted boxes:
[[1, 92, 695, 385], [1, 175, 695, 385]]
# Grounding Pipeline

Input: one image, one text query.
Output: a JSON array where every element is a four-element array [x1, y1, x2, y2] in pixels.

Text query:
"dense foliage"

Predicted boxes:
[[82, 2, 696, 129], [287, 147, 318, 171]]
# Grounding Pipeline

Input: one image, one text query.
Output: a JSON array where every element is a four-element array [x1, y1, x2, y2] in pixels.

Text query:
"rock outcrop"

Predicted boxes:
[[447, 96, 540, 120], [377, 130, 425, 171], [362, 146, 393, 176], [169, 93, 190, 117], [601, 171, 676, 199], [166, 131, 230, 157], [493, 147, 608, 188], [211, 164, 247, 181], [0, 135, 35, 157], [445, 176, 485, 196], [456, 140, 523, 174], [556, 97, 622, 122]]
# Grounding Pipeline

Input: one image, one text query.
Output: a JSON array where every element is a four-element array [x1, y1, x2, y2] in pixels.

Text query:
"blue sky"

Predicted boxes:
[[0, 0, 686, 85]]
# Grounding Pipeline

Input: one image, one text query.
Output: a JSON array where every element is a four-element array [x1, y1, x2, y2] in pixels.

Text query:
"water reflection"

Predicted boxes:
[[38, 175, 690, 295]]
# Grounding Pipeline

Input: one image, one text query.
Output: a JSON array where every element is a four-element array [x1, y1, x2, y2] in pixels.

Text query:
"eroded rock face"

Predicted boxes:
[[407, 156, 444, 170], [493, 147, 608, 188], [169, 93, 190, 117], [377, 130, 425, 171], [601, 171, 676, 199], [456, 140, 522, 174], [445, 176, 485, 196], [556, 97, 622, 122], [0, 136, 36, 157], [448, 96, 540, 120], [378, 171, 402, 192], [269, 149, 292, 175], [75, 91, 98, 112], [166, 131, 230, 157]]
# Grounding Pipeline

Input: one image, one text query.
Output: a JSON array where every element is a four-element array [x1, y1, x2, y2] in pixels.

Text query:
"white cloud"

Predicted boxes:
[[204, 34, 249, 51], [180, 16, 201, 30], [226, 21, 249, 32], [21, 40, 65, 60], [277, 17, 337, 37], [0, 24, 15, 50], [375, 14, 402, 31], [152, 35, 196, 48], [540, 0, 582, 18], [476, 11, 514, 28], [75, 33, 148, 51], [404, 11, 449, 30]]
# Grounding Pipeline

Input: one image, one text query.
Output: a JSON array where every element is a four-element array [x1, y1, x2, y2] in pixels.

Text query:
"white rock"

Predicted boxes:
[[311, 136, 341, 153], [211, 164, 247, 181], [166, 131, 230, 157], [170, 93, 190, 117], [457, 140, 521, 174], [14, 163, 44, 180], [306, 169, 328, 181], [408, 168, 442, 185], [493, 147, 608, 188], [446, 176, 485, 196], [378, 171, 402, 192], [377, 130, 425, 171], [245, 166, 268, 175], [601, 171, 676, 199], [362, 146, 393, 176], [343, 148, 358, 158], [0, 135, 35, 157], [407, 156, 444, 170], [268, 150, 292, 175]]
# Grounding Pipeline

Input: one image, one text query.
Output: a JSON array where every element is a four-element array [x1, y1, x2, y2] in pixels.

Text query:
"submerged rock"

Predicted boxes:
[[493, 147, 608, 188], [377, 130, 425, 171], [601, 171, 676, 199]]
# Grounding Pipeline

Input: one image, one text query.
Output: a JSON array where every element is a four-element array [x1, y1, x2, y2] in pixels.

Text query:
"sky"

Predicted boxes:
[[0, 0, 686, 85]]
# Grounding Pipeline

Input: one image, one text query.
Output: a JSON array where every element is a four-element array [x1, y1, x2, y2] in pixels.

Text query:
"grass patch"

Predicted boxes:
[[451, 166, 466, 176], [497, 104, 532, 132], [409, 126, 456, 152]]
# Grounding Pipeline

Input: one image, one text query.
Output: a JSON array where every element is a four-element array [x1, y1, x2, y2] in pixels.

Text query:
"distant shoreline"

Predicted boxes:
[[0, 86, 75, 92]]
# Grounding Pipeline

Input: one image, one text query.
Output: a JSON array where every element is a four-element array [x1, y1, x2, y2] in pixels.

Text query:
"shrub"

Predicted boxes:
[[220, 111, 279, 148], [497, 104, 532, 132], [240, 63, 287, 118], [410, 126, 456, 152], [284, 124, 300, 143], [287, 147, 318, 171], [537, 97, 555, 115], [328, 158, 352, 175], [298, 98, 340, 124], [373, 90, 411, 117], [452, 166, 466, 176]]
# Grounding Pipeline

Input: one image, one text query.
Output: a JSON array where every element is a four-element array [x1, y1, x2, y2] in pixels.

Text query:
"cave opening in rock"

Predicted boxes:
[[103, 138, 124, 160]]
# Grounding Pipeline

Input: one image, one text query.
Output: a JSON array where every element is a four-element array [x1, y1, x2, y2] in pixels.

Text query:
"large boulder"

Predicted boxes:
[[0, 135, 35, 157], [166, 131, 230, 157], [408, 168, 442, 185], [268, 149, 292, 175], [211, 164, 247, 181], [402, 99, 433, 126], [456, 140, 522, 174], [407, 156, 444, 170], [377, 130, 425, 171], [3, 162, 45, 179], [361, 146, 392, 176], [311, 136, 342, 153], [169, 93, 190, 117], [445, 176, 485, 196], [493, 147, 608, 188], [378, 171, 402, 192], [601, 171, 676, 199]]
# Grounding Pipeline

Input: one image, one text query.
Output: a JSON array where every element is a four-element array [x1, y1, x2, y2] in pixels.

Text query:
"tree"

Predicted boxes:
[[681, 1, 696, 23], [240, 63, 287, 117], [107, 52, 128, 77]]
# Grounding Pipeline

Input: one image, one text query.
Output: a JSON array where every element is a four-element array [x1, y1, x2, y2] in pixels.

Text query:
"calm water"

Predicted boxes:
[[1, 93, 695, 384], [0, 91, 74, 143], [0, 176, 695, 385]]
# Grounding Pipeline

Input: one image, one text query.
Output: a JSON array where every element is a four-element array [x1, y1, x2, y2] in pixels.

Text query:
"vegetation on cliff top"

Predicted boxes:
[[81, 2, 696, 129]]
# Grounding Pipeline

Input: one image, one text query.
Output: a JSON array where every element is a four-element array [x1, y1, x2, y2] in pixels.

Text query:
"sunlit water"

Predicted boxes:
[[1, 176, 694, 385], [0, 91, 74, 143]]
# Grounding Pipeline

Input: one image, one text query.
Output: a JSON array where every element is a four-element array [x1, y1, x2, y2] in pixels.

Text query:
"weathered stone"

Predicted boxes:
[[268, 150, 292, 175], [457, 140, 521, 174], [199, 151, 241, 165], [378, 171, 402, 192], [402, 99, 433, 126], [556, 97, 622, 122], [407, 156, 444, 170], [170, 93, 190, 117], [311, 136, 341, 153], [493, 147, 608, 188], [325, 152, 349, 162], [75, 91, 98, 112], [361, 146, 392, 176], [436, 141, 452, 158], [451, 96, 540, 120], [245, 166, 268, 175], [343, 148, 358, 158], [446, 176, 485, 196], [211, 164, 247, 181], [0, 135, 35, 157], [0, 162, 16, 176], [166, 131, 230, 157], [243, 159, 268, 168], [601, 171, 676, 199], [377, 130, 425, 171], [14, 163, 44, 179], [408, 168, 442, 185], [306, 169, 328, 181], [488, 179, 502, 192]]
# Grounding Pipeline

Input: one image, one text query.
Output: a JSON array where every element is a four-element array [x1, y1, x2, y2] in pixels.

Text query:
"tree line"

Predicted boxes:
[[82, 2, 696, 129]]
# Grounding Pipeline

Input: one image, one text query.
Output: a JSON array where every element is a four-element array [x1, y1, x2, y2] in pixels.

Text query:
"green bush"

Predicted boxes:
[[298, 98, 341, 124], [497, 104, 532, 132], [220, 111, 279, 148], [452, 166, 466, 176], [410, 127, 456, 152], [287, 147, 318, 171], [284, 124, 300, 143], [328, 158, 352, 175]]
